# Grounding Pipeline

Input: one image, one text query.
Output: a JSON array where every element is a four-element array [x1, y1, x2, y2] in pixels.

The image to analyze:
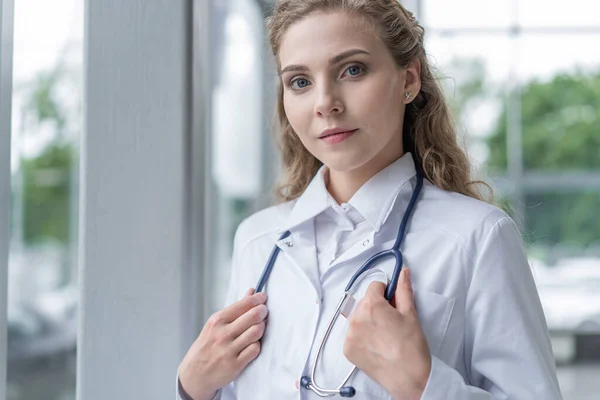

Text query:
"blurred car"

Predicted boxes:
[[7, 284, 78, 363], [532, 256, 600, 334]]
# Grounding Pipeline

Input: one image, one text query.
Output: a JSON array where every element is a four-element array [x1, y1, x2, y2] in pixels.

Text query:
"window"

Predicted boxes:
[[206, 0, 269, 314], [7, 1, 82, 399], [420, 0, 600, 396]]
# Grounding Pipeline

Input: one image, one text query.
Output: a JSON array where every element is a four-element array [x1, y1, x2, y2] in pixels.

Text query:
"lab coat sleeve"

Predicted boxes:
[[175, 220, 250, 400], [420, 216, 562, 400]]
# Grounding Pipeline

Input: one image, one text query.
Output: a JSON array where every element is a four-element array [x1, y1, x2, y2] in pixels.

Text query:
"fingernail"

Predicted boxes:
[[404, 267, 411, 283], [253, 292, 267, 304], [259, 306, 268, 320]]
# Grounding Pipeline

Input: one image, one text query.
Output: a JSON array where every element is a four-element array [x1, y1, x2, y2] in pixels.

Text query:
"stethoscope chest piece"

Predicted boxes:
[[300, 376, 356, 398]]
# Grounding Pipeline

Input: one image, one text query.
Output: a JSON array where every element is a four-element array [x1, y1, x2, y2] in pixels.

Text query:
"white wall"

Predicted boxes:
[[77, 0, 205, 399]]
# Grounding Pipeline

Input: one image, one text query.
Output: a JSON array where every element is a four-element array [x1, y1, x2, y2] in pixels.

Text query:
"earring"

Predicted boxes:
[[405, 92, 413, 101]]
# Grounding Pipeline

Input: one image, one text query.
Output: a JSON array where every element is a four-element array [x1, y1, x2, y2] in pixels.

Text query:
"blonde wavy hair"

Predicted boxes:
[[267, 0, 492, 203]]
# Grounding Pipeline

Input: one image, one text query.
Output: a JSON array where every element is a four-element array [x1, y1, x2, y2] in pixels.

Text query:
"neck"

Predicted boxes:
[[327, 148, 405, 204]]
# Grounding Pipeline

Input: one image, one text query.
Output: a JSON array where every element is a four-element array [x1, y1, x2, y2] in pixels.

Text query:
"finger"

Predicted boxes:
[[219, 291, 267, 323], [365, 281, 387, 298], [237, 341, 261, 366], [244, 288, 255, 297], [229, 304, 268, 338], [394, 267, 416, 316], [232, 321, 266, 353]]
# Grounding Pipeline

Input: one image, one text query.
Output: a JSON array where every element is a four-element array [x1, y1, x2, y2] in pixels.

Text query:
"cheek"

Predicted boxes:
[[283, 94, 310, 137], [359, 78, 403, 130]]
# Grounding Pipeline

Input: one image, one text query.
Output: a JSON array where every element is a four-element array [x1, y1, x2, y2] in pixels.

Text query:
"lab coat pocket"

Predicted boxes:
[[413, 289, 455, 356]]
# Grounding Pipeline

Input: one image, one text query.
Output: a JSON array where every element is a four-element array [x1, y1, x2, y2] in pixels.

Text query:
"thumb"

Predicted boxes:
[[366, 281, 387, 298], [394, 267, 416, 316]]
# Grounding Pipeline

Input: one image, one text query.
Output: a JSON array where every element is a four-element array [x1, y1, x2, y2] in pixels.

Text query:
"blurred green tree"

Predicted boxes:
[[487, 71, 600, 171], [485, 70, 600, 247], [16, 65, 78, 246], [440, 59, 600, 247], [22, 141, 73, 245]]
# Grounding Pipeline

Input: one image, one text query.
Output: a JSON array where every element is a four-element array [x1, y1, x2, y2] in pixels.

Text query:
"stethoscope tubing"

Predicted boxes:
[[253, 165, 424, 397]]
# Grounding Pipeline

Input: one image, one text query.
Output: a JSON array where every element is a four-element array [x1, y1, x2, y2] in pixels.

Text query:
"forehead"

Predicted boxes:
[[278, 11, 384, 68]]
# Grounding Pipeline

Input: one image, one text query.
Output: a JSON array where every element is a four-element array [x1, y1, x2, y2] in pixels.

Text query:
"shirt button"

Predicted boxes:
[[295, 380, 299, 389], [315, 298, 319, 304], [285, 241, 294, 247], [363, 239, 370, 246]]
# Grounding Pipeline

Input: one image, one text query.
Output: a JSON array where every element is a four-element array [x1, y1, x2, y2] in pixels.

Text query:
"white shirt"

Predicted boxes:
[[315, 186, 372, 276], [177, 153, 562, 400]]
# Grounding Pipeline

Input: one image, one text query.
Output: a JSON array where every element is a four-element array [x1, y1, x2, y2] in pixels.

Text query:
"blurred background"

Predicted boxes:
[[4, 0, 599, 399]]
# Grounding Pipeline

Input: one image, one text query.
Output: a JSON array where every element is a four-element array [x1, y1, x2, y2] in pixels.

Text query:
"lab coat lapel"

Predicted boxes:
[[275, 220, 321, 297]]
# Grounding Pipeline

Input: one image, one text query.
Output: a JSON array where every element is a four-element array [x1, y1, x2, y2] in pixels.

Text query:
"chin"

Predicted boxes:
[[319, 153, 372, 174]]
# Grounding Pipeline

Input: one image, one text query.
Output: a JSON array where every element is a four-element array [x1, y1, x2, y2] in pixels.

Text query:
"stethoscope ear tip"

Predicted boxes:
[[340, 386, 356, 397]]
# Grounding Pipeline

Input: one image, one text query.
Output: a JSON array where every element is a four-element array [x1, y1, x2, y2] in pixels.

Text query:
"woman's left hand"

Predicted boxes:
[[343, 267, 432, 400]]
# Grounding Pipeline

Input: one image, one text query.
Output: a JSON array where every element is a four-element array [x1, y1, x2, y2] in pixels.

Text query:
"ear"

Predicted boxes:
[[402, 59, 422, 104]]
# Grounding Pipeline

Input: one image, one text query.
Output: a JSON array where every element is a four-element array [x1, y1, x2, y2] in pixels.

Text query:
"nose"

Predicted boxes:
[[314, 83, 344, 117]]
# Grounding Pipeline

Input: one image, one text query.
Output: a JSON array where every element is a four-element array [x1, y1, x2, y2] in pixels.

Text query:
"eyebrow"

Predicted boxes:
[[279, 49, 371, 75]]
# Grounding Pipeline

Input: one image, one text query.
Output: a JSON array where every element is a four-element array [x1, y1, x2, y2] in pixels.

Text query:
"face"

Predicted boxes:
[[278, 11, 420, 175]]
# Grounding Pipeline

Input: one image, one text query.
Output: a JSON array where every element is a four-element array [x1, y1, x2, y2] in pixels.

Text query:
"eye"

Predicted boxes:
[[291, 78, 311, 90], [343, 65, 364, 78]]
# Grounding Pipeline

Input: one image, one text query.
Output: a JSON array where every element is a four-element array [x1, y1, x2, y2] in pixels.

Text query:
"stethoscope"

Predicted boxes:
[[254, 164, 424, 398]]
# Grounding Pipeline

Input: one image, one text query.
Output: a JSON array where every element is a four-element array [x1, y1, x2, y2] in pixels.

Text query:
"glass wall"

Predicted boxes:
[[7, 1, 82, 399], [422, 0, 600, 398], [206, 0, 270, 314]]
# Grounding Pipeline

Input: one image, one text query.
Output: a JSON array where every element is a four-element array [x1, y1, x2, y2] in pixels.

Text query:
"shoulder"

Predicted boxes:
[[419, 180, 509, 227], [416, 180, 517, 257], [233, 199, 296, 252]]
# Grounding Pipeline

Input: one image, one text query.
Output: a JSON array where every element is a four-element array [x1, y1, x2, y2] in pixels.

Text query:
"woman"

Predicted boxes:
[[177, 0, 563, 399]]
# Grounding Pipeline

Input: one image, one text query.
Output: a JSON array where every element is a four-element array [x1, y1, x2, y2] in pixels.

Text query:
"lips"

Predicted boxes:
[[319, 129, 357, 145], [319, 128, 358, 139]]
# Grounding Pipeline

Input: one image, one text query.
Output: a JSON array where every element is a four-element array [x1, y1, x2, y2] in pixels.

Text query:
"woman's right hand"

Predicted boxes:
[[178, 288, 268, 400]]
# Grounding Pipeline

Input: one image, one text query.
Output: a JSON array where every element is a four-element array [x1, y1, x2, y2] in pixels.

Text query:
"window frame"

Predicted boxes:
[[0, 0, 14, 399], [76, 0, 203, 398]]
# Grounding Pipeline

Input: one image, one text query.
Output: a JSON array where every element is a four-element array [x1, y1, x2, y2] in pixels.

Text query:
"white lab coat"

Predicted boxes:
[[177, 153, 562, 399]]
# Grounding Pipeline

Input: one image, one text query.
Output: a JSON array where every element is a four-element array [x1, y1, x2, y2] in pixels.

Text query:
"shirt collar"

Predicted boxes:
[[280, 152, 417, 233], [346, 152, 416, 232]]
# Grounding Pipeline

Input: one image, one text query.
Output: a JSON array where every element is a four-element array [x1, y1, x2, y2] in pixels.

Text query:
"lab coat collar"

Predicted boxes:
[[280, 152, 417, 234], [347, 152, 416, 232], [278, 165, 330, 234]]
